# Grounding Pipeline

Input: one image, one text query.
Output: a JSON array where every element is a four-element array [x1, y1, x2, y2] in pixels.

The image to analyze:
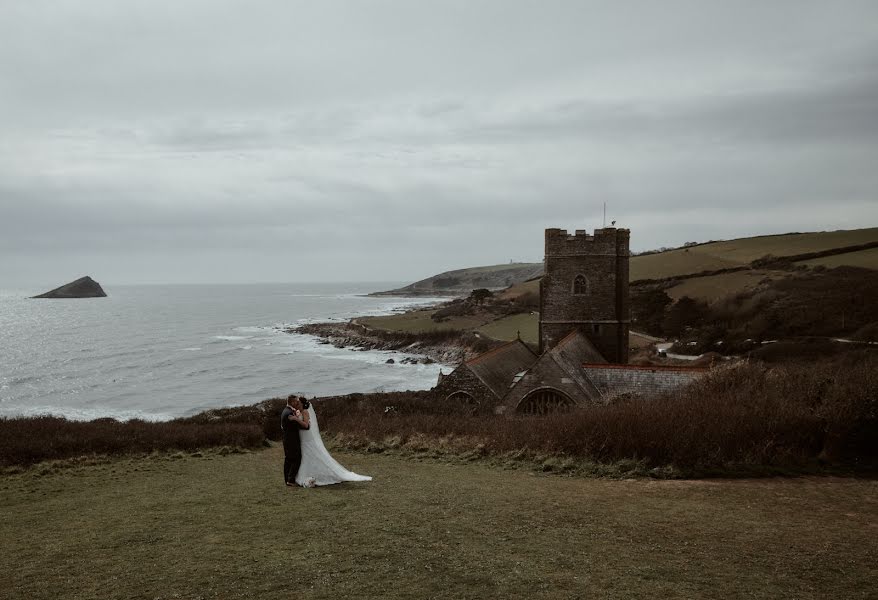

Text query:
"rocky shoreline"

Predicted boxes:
[[287, 321, 489, 365]]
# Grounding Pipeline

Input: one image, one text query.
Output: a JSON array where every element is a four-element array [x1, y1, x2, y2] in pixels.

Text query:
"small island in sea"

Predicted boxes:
[[32, 276, 107, 299]]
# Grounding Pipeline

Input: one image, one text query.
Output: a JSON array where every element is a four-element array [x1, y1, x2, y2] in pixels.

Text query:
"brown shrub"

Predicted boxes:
[[312, 359, 877, 470], [851, 321, 878, 342], [0, 416, 265, 467]]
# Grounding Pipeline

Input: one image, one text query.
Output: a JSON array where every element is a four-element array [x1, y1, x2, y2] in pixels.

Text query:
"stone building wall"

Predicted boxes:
[[583, 364, 706, 400], [433, 366, 497, 409], [539, 227, 630, 362], [500, 356, 598, 414]]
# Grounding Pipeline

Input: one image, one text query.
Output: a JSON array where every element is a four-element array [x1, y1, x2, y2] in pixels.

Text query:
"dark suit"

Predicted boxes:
[[281, 406, 308, 484]]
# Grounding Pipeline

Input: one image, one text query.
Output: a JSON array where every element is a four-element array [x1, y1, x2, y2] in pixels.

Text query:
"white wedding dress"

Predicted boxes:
[[295, 406, 372, 487]]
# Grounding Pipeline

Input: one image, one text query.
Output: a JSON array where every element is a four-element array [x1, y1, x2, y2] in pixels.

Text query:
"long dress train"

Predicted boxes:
[[295, 405, 372, 487]]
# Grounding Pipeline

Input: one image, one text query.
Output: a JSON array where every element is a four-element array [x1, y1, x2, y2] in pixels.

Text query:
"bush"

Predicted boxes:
[[851, 322, 878, 343], [513, 291, 540, 311], [431, 299, 472, 322], [313, 358, 877, 471], [0, 416, 265, 467]]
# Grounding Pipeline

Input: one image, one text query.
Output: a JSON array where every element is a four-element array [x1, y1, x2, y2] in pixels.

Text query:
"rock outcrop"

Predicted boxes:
[[33, 276, 107, 299]]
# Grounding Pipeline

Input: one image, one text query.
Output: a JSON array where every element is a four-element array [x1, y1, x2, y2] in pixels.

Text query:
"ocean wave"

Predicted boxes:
[[7, 374, 39, 386], [232, 326, 269, 334], [1, 404, 178, 422], [0, 283, 449, 420]]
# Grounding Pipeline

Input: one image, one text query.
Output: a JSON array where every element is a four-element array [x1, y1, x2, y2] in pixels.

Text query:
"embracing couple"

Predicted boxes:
[[281, 394, 372, 488]]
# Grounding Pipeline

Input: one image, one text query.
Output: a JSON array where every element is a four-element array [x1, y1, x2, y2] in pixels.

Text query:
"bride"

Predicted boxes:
[[295, 398, 372, 488]]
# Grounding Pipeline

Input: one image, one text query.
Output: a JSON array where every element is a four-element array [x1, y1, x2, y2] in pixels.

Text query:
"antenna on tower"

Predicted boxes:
[[603, 202, 606, 227]]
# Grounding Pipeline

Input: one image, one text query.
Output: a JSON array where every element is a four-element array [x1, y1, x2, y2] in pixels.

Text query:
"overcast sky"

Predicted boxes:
[[2, 1, 877, 286]]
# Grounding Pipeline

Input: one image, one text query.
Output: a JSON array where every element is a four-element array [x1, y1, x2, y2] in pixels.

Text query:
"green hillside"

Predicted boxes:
[[631, 227, 878, 281], [796, 246, 878, 269], [371, 262, 543, 296], [372, 228, 878, 299], [363, 228, 878, 349], [500, 227, 878, 302]]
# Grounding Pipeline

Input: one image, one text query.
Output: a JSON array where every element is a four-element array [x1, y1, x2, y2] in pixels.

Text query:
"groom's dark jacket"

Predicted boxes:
[[281, 407, 309, 446]]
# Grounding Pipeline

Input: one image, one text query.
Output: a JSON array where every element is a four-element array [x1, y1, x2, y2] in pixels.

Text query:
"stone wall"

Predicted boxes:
[[434, 366, 498, 410], [501, 355, 598, 414], [583, 364, 707, 400], [539, 227, 630, 362]]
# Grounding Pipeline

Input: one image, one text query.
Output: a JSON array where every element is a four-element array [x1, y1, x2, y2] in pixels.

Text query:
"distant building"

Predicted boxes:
[[435, 227, 707, 414]]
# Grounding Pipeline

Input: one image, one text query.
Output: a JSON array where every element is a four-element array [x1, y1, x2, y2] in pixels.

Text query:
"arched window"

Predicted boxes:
[[572, 274, 588, 295], [517, 388, 575, 415], [446, 391, 479, 413]]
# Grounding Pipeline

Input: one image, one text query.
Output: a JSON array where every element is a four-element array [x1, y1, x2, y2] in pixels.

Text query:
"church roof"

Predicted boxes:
[[545, 330, 606, 399], [464, 339, 539, 399], [551, 330, 607, 365]]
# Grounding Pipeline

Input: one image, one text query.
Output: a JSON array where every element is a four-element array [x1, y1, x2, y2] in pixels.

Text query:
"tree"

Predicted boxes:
[[662, 296, 708, 338], [469, 288, 494, 305], [630, 287, 673, 336]]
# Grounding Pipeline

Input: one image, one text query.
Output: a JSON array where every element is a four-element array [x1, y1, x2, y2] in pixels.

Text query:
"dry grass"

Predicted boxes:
[[694, 228, 878, 263], [631, 250, 742, 281], [797, 246, 878, 270], [665, 269, 786, 302], [318, 359, 877, 473], [0, 416, 265, 467], [477, 312, 540, 343], [1, 448, 876, 599], [499, 278, 541, 300], [359, 309, 491, 333], [632, 228, 878, 281]]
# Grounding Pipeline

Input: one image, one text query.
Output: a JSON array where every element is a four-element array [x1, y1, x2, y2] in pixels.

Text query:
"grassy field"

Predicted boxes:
[[477, 312, 539, 344], [630, 250, 741, 281], [358, 310, 491, 333], [632, 228, 878, 281], [796, 246, 878, 270], [1, 448, 875, 599], [664, 269, 785, 302], [378, 228, 878, 301], [362, 310, 654, 348], [690, 228, 878, 263], [499, 278, 540, 299]]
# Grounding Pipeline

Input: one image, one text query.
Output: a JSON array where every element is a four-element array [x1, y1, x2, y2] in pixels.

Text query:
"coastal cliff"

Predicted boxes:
[[33, 276, 107, 298], [289, 321, 498, 365], [370, 263, 543, 296]]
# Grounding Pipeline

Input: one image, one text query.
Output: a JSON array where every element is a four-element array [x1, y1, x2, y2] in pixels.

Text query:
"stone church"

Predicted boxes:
[[435, 227, 706, 414]]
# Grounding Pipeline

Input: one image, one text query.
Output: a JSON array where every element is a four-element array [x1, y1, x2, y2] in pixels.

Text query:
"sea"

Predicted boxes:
[[0, 283, 450, 421]]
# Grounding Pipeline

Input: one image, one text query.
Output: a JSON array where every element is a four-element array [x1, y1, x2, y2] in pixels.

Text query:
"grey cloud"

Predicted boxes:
[[1, 1, 878, 285]]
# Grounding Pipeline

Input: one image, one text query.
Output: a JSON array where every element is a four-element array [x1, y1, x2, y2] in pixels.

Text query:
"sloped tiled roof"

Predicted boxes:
[[465, 339, 538, 399], [547, 330, 605, 399], [551, 330, 607, 365]]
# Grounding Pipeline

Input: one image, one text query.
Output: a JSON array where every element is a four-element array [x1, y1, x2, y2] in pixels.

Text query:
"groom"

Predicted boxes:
[[281, 395, 310, 487]]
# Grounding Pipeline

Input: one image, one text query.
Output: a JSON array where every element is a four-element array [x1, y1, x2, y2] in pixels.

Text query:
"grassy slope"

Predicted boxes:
[[2, 449, 876, 600], [500, 278, 540, 299], [362, 229, 878, 339], [504, 229, 878, 303], [477, 312, 540, 344], [693, 228, 878, 262], [503, 228, 878, 288], [378, 262, 544, 294], [359, 310, 492, 333], [632, 228, 877, 280], [664, 269, 784, 302], [797, 246, 878, 269]]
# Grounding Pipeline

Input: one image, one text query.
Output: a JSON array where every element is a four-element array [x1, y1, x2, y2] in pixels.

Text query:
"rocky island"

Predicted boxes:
[[32, 276, 107, 298]]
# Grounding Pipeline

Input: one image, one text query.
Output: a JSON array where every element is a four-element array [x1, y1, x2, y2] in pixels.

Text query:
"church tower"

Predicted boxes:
[[539, 227, 630, 363]]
